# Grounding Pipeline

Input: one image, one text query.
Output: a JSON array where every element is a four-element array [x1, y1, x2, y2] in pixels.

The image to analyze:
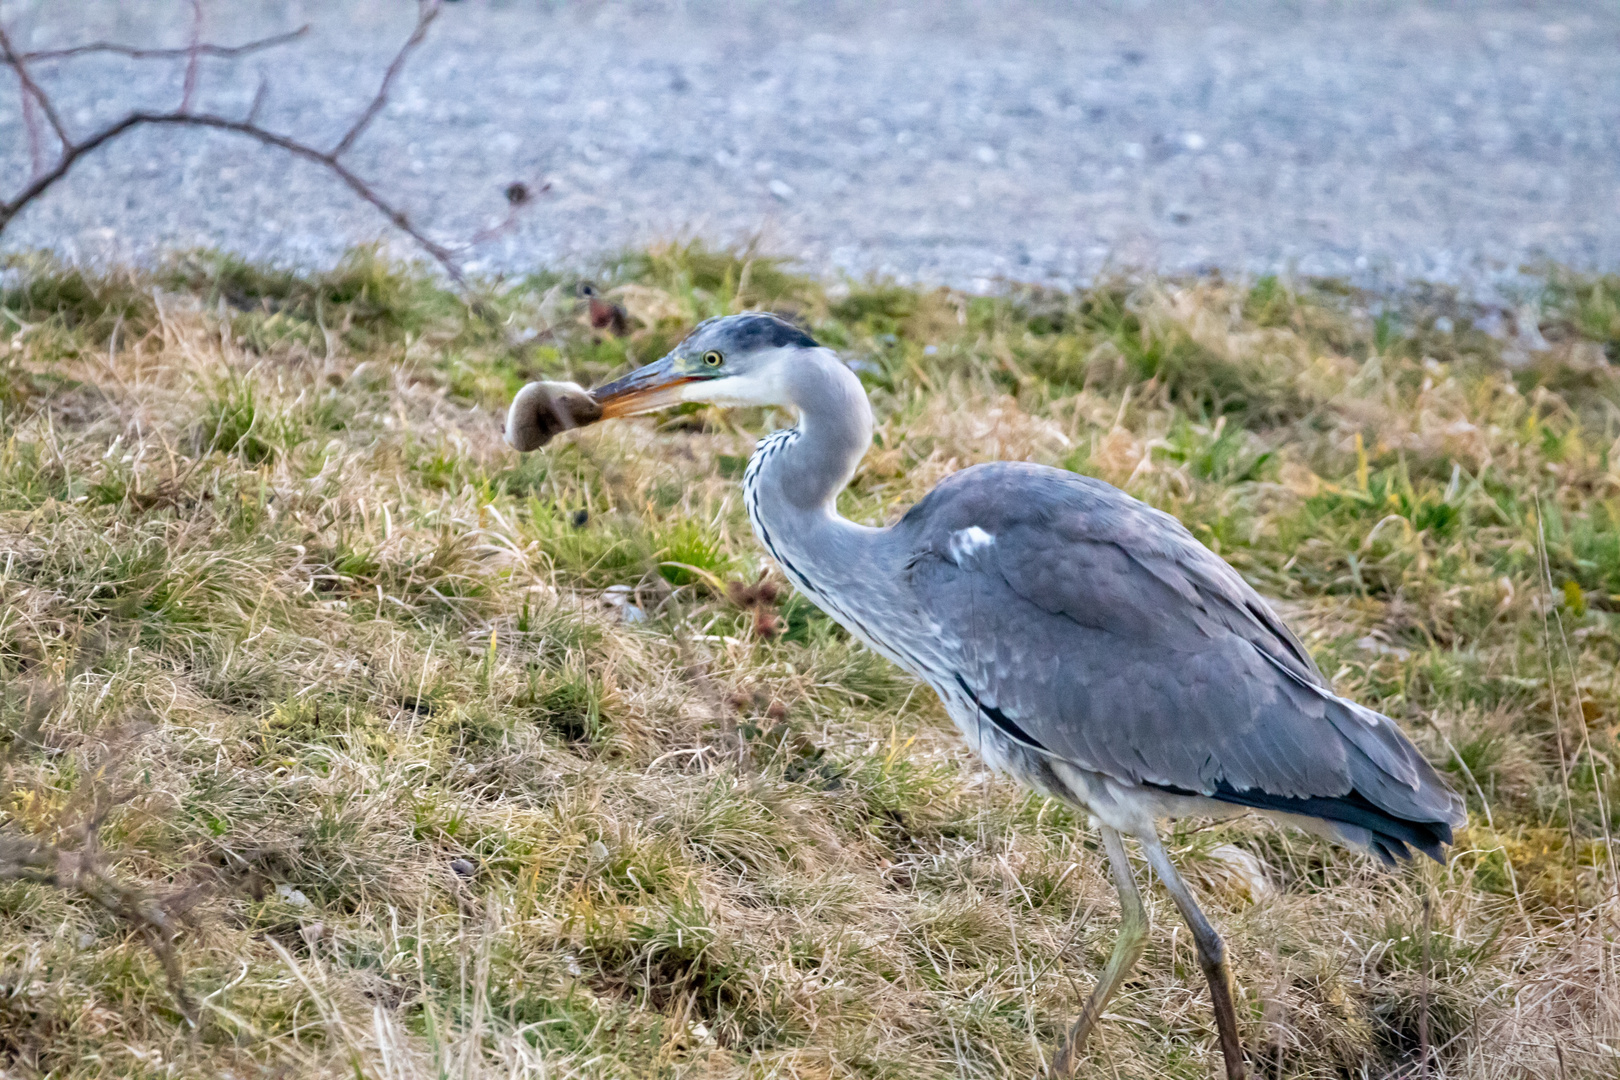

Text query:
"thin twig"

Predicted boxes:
[[1439, 726, 1535, 938], [1533, 497, 1588, 977], [0, 111, 460, 281], [1542, 535, 1620, 903], [466, 180, 551, 245], [1538, 502, 1620, 1017], [9, 25, 309, 64], [331, 0, 441, 160], [0, 694, 198, 1026], [21, 76, 43, 176], [0, 4, 500, 285], [1418, 891, 1432, 1078], [246, 76, 269, 126], [179, 0, 203, 113]]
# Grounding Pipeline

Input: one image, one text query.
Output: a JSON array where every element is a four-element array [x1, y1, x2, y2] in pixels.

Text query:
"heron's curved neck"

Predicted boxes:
[[742, 348, 877, 594], [742, 351, 923, 667], [754, 348, 874, 518]]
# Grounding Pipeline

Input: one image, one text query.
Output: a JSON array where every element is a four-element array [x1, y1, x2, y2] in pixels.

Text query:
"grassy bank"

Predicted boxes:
[[1, 247, 1618, 1078]]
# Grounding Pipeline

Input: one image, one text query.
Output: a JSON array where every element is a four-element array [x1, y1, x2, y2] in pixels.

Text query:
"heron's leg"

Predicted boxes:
[[1140, 834, 1248, 1080], [1052, 825, 1148, 1077]]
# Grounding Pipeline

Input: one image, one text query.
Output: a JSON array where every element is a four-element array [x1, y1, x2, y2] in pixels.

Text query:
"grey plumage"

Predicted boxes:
[[518, 311, 1468, 1079], [894, 463, 1462, 864]]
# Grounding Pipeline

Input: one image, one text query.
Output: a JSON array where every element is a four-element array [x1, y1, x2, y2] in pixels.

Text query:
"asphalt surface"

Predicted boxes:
[[3, 1, 1618, 292]]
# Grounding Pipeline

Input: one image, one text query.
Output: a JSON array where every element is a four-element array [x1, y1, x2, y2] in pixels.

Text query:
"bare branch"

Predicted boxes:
[[0, 110, 464, 281], [9, 24, 309, 64], [0, 22, 71, 151], [331, 0, 441, 160], [0, 841, 198, 1026], [468, 179, 552, 246], [0, 2, 539, 289], [0, 690, 197, 1027]]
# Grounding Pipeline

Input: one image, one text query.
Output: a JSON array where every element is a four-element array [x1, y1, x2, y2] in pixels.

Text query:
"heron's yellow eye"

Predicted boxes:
[[702, 350, 723, 368]]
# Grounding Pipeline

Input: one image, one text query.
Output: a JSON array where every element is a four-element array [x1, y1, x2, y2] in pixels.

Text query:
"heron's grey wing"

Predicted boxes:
[[896, 462, 1462, 844]]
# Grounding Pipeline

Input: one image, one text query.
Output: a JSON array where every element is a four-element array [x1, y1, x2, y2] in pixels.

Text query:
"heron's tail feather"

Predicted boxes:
[[1253, 689, 1463, 863], [1149, 688, 1467, 866], [1199, 782, 1455, 866]]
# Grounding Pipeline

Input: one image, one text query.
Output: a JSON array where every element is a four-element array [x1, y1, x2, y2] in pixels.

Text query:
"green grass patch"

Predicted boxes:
[[0, 247, 1616, 1079]]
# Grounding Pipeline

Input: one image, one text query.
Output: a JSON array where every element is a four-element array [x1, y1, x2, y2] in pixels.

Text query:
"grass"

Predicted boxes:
[[1, 244, 1618, 1078]]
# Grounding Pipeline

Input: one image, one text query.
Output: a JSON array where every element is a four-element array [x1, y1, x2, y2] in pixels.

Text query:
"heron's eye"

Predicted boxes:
[[702, 350, 723, 368]]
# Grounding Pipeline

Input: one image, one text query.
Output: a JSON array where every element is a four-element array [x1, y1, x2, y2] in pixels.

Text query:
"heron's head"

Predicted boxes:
[[591, 312, 822, 418]]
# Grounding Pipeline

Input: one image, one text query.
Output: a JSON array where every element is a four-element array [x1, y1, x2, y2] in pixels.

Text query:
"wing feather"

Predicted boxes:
[[896, 462, 1463, 845]]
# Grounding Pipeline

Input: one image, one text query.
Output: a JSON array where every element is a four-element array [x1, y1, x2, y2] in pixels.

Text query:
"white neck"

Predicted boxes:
[[741, 348, 878, 589]]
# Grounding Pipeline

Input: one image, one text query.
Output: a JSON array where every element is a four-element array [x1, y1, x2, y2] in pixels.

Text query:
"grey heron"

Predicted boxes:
[[506, 312, 1467, 1078]]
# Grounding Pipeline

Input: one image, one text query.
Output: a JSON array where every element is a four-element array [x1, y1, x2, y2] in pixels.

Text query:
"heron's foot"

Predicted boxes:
[[1200, 952, 1248, 1080], [1140, 836, 1249, 1080], [1051, 1000, 1108, 1076], [1050, 826, 1149, 1078]]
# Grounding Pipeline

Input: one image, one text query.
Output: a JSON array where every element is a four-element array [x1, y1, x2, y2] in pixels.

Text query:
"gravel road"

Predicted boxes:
[[3, 1, 1618, 292]]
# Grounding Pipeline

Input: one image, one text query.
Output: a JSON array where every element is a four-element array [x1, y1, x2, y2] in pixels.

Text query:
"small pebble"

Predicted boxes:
[[449, 857, 477, 878], [300, 921, 326, 947], [602, 584, 647, 623], [275, 884, 311, 908]]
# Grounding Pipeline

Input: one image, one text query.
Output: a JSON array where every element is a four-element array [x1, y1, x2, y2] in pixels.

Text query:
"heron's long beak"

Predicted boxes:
[[590, 354, 701, 418]]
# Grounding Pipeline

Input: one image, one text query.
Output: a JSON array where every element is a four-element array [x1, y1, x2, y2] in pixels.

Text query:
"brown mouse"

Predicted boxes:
[[503, 380, 605, 451]]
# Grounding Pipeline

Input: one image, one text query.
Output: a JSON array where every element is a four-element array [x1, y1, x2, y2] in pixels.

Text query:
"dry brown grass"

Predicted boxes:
[[0, 249, 1617, 1078]]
